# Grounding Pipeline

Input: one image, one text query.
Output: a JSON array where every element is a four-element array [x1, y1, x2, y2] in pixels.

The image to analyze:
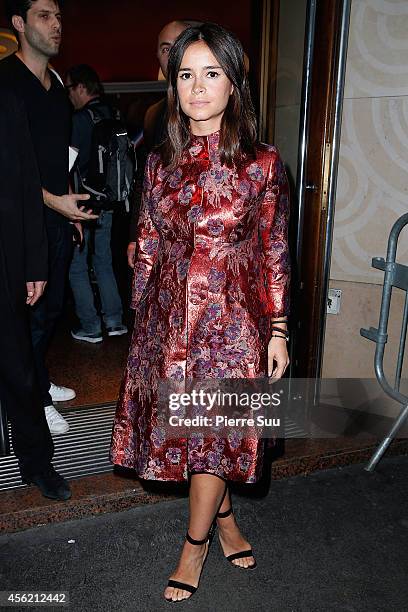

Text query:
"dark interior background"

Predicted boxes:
[[0, 0, 266, 405], [0, 0, 259, 83]]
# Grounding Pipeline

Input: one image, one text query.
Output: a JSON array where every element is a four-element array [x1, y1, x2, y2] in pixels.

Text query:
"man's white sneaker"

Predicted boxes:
[[49, 382, 76, 402], [45, 405, 70, 434]]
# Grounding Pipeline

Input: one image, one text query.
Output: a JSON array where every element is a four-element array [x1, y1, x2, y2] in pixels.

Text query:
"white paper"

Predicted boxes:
[[69, 146, 79, 172]]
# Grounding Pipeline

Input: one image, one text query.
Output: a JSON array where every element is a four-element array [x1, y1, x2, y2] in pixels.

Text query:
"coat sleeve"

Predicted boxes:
[[16, 96, 48, 282], [130, 153, 160, 309], [258, 148, 291, 318]]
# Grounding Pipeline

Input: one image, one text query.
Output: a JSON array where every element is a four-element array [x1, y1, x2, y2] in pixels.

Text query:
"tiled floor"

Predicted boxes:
[[46, 315, 130, 407]]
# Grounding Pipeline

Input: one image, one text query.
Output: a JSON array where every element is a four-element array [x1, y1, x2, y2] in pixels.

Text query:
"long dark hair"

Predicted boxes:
[[160, 22, 257, 169]]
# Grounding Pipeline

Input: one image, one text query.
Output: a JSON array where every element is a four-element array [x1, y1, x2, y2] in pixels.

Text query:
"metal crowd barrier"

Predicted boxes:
[[360, 212, 408, 471]]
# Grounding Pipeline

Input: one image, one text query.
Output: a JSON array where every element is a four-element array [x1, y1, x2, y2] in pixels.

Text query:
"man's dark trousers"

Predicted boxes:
[[30, 222, 73, 408], [0, 285, 54, 477]]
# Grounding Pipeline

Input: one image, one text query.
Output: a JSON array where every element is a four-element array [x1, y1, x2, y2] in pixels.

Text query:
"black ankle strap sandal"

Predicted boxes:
[[165, 522, 216, 602], [217, 508, 257, 570]]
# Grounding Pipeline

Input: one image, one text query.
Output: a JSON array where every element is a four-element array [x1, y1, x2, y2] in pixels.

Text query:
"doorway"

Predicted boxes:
[[259, 0, 352, 390], [49, 0, 352, 407]]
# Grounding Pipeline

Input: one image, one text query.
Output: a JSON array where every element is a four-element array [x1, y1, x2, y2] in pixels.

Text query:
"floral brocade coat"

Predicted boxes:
[[110, 131, 290, 483]]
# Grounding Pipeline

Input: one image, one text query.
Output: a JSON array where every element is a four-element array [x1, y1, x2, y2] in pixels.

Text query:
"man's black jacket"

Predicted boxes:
[[0, 85, 47, 307]]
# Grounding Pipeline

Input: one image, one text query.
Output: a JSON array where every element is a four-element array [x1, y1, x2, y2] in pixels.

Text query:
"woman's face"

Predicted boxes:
[[177, 40, 233, 135]]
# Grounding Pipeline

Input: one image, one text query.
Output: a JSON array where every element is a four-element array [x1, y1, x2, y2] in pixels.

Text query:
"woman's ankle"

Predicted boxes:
[[217, 513, 235, 528], [182, 539, 208, 558]]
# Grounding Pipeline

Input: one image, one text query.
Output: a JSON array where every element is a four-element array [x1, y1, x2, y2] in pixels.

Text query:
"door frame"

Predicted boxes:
[[258, 0, 352, 387]]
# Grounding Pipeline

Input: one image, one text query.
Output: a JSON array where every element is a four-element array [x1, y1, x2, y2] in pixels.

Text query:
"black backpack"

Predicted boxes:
[[76, 106, 136, 211]]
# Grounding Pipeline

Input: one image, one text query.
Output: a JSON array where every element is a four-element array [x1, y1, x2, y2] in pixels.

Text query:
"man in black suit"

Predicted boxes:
[[0, 84, 71, 500]]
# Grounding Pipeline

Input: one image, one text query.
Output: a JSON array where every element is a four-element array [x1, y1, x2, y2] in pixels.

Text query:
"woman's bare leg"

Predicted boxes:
[[217, 486, 231, 514], [216, 486, 256, 569], [164, 473, 226, 602]]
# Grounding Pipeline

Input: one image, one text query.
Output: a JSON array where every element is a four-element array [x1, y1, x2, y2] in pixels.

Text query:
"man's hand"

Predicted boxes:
[[127, 242, 137, 268], [26, 281, 47, 306], [43, 189, 98, 221]]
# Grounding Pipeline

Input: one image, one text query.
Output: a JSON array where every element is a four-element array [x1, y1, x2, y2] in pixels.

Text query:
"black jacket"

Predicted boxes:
[[0, 85, 47, 306]]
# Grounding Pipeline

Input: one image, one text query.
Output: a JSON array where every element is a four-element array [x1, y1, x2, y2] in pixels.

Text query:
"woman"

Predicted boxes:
[[110, 23, 290, 603]]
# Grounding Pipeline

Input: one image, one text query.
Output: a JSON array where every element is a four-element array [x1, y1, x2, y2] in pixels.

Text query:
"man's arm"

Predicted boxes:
[[42, 188, 98, 221], [12, 94, 48, 305], [42, 109, 98, 222]]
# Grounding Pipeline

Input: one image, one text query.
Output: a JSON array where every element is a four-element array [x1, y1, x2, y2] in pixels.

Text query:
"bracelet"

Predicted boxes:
[[271, 326, 289, 337], [271, 334, 289, 341]]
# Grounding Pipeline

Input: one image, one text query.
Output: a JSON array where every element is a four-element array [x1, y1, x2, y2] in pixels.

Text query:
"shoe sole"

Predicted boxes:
[[51, 391, 76, 402], [49, 426, 70, 434], [107, 330, 128, 337], [37, 489, 72, 501], [71, 332, 103, 343], [22, 479, 72, 500]]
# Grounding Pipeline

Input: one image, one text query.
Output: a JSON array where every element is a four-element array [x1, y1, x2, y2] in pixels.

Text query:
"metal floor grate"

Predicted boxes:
[[0, 405, 307, 492], [1, 404, 116, 491]]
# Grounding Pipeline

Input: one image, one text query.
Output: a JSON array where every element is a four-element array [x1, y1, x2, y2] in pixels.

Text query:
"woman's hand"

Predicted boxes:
[[127, 242, 137, 268], [268, 336, 289, 379]]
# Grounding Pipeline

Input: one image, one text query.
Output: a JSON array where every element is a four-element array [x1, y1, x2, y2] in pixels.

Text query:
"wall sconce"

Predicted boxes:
[[0, 29, 18, 61]]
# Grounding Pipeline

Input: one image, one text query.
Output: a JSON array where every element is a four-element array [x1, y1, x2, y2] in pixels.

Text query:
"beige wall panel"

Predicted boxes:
[[322, 1, 408, 421], [332, 96, 408, 283], [323, 279, 407, 379], [344, 0, 408, 99]]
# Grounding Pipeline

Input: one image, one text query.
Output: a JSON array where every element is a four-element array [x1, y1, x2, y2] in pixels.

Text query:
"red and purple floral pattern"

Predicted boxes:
[[110, 132, 290, 483]]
